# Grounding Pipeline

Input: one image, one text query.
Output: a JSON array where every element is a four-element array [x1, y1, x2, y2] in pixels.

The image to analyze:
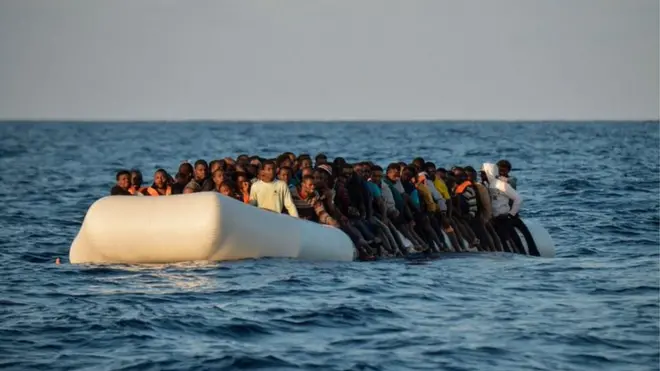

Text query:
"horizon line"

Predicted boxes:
[[0, 118, 658, 124]]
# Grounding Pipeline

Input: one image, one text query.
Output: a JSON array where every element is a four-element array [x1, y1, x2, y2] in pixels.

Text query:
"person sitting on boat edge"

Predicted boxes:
[[144, 169, 172, 196], [249, 160, 299, 217], [110, 169, 133, 196], [171, 162, 193, 194], [481, 162, 523, 253], [291, 175, 339, 227]]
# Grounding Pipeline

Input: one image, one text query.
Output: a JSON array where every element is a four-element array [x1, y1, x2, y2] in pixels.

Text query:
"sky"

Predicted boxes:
[[0, 0, 658, 121]]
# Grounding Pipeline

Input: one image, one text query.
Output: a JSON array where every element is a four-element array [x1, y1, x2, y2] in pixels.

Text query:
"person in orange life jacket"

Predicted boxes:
[[450, 167, 481, 249], [234, 171, 251, 204], [463, 166, 497, 251], [291, 175, 338, 227], [144, 169, 172, 196], [171, 162, 193, 195], [110, 170, 133, 195]]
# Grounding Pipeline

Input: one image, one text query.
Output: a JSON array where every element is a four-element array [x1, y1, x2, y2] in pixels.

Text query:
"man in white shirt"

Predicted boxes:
[[249, 160, 299, 217]]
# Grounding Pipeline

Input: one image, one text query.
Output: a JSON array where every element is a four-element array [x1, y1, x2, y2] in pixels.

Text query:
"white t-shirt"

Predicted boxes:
[[248, 180, 299, 217]]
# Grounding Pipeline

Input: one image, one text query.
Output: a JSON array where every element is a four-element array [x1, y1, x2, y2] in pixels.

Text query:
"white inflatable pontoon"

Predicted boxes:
[[69, 192, 556, 264], [69, 192, 356, 264]]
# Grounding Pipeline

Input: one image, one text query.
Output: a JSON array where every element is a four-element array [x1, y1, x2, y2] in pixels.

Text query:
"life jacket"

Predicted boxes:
[[146, 186, 172, 196], [454, 181, 478, 218], [242, 193, 250, 204]]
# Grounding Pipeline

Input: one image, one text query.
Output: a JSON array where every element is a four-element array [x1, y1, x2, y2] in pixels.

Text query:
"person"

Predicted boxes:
[[496, 159, 517, 190], [144, 169, 172, 196], [171, 162, 193, 194], [402, 167, 445, 252], [211, 169, 226, 193], [452, 167, 490, 251], [315, 153, 328, 167], [249, 160, 299, 217], [481, 162, 525, 253], [110, 170, 133, 195], [235, 171, 251, 204], [277, 166, 294, 191], [218, 180, 240, 200], [383, 163, 428, 251], [185, 159, 213, 193], [291, 175, 338, 226], [129, 169, 146, 195]]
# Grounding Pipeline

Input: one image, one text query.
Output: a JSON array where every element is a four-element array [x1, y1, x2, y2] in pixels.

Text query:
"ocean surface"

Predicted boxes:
[[0, 121, 658, 371]]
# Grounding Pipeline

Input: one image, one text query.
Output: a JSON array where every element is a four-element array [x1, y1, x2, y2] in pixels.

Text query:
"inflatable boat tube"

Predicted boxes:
[[69, 192, 356, 264], [516, 219, 556, 258]]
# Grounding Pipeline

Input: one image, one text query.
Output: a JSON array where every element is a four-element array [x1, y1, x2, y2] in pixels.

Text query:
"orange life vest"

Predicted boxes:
[[146, 186, 172, 196], [454, 181, 473, 195]]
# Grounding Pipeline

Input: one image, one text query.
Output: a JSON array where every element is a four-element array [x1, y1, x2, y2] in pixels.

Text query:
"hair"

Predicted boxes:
[[278, 166, 292, 174], [371, 165, 383, 172], [404, 166, 417, 175], [276, 154, 291, 167], [116, 170, 130, 180], [425, 161, 436, 169], [315, 153, 327, 160], [234, 171, 248, 182], [248, 155, 261, 163], [412, 157, 425, 167], [194, 159, 208, 169], [437, 167, 447, 173], [212, 168, 225, 176], [262, 159, 276, 168], [237, 154, 249, 161], [154, 168, 169, 178], [209, 160, 220, 170], [464, 166, 476, 173], [301, 174, 315, 183], [386, 163, 400, 173], [496, 160, 512, 171], [178, 162, 193, 175]]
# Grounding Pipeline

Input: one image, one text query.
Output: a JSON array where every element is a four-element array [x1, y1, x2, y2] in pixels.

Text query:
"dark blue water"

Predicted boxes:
[[1, 121, 658, 371]]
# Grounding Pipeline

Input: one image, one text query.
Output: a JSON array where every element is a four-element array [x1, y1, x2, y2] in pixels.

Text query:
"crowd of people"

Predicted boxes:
[[110, 153, 538, 260]]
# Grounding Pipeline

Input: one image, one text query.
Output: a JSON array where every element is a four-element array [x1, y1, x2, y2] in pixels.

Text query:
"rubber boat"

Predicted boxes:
[[69, 192, 555, 264]]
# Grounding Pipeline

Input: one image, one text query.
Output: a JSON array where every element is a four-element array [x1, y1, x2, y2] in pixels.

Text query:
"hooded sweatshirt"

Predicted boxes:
[[482, 163, 521, 217]]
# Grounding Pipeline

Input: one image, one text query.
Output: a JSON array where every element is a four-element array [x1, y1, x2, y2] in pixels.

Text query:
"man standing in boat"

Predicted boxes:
[[249, 160, 299, 217]]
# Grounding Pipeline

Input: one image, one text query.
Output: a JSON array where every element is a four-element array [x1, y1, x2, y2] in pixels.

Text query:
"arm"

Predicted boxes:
[[282, 184, 299, 217], [314, 198, 338, 227], [419, 185, 437, 213], [504, 184, 522, 215], [248, 182, 258, 206]]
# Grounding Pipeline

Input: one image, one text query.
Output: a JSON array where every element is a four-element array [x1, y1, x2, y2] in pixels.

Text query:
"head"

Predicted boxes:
[[371, 165, 384, 185], [218, 181, 235, 197], [261, 160, 276, 182], [314, 164, 333, 189], [300, 157, 312, 169], [464, 166, 477, 182], [212, 169, 225, 186], [247, 164, 258, 177], [209, 160, 223, 175], [315, 153, 328, 167], [130, 169, 143, 188], [436, 167, 447, 181], [425, 162, 437, 180], [453, 167, 468, 183], [496, 160, 512, 178], [153, 169, 168, 188], [194, 160, 209, 181], [300, 174, 316, 196], [177, 163, 193, 184], [116, 170, 131, 190], [400, 166, 416, 183], [237, 154, 249, 167], [249, 156, 262, 167], [412, 157, 425, 172], [235, 172, 250, 194], [386, 163, 400, 182], [278, 166, 292, 184]]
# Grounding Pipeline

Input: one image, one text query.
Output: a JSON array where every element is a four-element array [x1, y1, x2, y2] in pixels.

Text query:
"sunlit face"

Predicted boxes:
[[212, 170, 225, 186], [302, 178, 315, 195], [195, 164, 208, 181], [117, 174, 131, 190], [237, 175, 250, 193], [301, 158, 312, 169], [278, 168, 291, 183], [210, 161, 221, 175], [280, 159, 292, 169], [261, 164, 275, 182], [386, 168, 399, 182], [301, 167, 313, 178], [154, 171, 167, 188], [219, 184, 233, 197]]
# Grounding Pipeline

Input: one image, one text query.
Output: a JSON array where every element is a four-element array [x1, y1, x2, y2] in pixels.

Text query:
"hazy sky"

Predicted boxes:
[[0, 0, 658, 120]]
